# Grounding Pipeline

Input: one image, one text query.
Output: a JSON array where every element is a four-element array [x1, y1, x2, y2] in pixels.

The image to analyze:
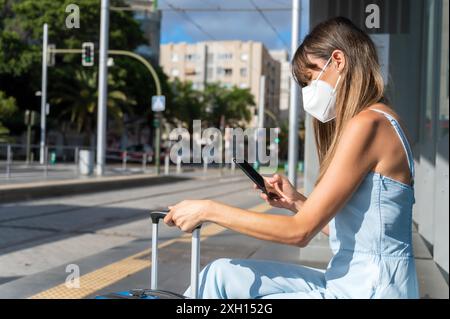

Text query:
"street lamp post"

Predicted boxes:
[[255, 75, 266, 170], [288, 0, 301, 187], [40, 24, 48, 165], [96, 0, 110, 176]]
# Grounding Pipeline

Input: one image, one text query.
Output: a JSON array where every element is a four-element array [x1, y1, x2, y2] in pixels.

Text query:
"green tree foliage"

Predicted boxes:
[[50, 68, 135, 143], [0, 0, 258, 145], [203, 83, 254, 128], [166, 80, 255, 131], [168, 79, 205, 132], [0, 90, 17, 142], [0, 0, 149, 141]]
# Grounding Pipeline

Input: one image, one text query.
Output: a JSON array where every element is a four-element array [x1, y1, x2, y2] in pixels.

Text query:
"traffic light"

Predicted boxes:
[[274, 137, 280, 144], [82, 42, 94, 67]]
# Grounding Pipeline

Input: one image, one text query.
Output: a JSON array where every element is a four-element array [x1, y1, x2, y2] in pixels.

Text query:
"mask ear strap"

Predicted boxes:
[[314, 56, 333, 81], [333, 75, 342, 92]]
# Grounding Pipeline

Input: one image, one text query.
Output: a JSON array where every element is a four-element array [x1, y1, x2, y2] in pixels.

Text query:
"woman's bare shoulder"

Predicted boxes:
[[348, 106, 386, 129]]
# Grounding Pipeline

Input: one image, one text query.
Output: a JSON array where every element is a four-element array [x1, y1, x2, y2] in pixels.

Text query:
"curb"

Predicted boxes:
[[0, 174, 191, 203]]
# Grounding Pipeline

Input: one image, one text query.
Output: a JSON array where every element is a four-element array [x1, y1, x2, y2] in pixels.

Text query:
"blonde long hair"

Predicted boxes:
[[292, 17, 385, 184]]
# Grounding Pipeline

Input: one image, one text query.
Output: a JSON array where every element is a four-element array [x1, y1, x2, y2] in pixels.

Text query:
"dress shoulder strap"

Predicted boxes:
[[370, 109, 415, 183]]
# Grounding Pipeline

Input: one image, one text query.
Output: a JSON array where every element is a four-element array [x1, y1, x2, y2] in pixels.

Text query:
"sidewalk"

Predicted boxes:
[[0, 165, 231, 203], [0, 205, 446, 299]]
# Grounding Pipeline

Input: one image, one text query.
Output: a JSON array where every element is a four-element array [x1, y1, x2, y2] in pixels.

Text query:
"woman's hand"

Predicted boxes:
[[254, 174, 306, 212], [164, 199, 211, 232]]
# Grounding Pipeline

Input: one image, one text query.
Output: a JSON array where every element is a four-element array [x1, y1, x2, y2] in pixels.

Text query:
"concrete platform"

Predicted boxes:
[[1, 224, 447, 299], [0, 174, 191, 203]]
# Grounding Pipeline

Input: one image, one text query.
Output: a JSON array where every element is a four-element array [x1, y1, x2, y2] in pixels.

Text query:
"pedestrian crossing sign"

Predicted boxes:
[[152, 95, 165, 112]]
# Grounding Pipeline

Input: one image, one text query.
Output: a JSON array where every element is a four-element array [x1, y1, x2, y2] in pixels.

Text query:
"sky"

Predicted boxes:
[[159, 0, 293, 51]]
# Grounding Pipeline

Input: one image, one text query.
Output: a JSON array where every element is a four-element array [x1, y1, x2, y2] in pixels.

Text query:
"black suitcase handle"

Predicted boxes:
[[150, 208, 201, 230], [149, 208, 201, 298], [150, 208, 170, 224]]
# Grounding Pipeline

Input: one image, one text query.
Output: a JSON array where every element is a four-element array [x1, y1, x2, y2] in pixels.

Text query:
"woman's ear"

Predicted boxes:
[[331, 50, 345, 73]]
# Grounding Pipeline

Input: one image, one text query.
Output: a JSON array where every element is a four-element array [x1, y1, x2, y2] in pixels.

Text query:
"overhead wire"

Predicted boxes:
[[249, 0, 290, 51]]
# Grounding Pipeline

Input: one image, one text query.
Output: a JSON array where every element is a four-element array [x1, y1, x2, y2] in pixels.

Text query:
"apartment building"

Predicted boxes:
[[269, 50, 291, 123], [160, 41, 281, 127]]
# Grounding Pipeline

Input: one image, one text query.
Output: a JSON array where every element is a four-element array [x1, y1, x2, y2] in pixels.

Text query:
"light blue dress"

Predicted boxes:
[[186, 109, 419, 299]]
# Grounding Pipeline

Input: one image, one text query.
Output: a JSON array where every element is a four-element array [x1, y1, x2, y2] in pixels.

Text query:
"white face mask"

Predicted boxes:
[[302, 56, 341, 123]]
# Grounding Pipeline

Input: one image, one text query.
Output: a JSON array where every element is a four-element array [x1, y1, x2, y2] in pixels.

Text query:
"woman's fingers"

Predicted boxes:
[[273, 182, 289, 201], [260, 192, 284, 206], [267, 174, 281, 184], [164, 208, 175, 226]]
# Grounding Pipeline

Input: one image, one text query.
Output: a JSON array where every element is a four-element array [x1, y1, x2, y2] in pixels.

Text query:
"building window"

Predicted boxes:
[[171, 53, 178, 62], [217, 67, 224, 75], [171, 68, 179, 77], [240, 68, 247, 77], [239, 83, 248, 89], [224, 68, 233, 76], [223, 83, 232, 89], [240, 53, 248, 61], [218, 53, 233, 60], [207, 67, 214, 79], [185, 53, 197, 61], [207, 53, 214, 64]]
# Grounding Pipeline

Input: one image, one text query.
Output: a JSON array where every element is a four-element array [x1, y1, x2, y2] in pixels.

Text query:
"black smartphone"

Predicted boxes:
[[232, 158, 279, 200]]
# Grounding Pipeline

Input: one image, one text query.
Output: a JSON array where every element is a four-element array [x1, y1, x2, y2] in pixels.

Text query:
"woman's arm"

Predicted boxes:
[[286, 193, 330, 236], [321, 224, 330, 236], [257, 174, 330, 236], [166, 113, 379, 246], [203, 199, 330, 245]]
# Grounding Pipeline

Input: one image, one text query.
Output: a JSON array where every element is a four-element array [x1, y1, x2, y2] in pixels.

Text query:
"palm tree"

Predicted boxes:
[[50, 68, 135, 145]]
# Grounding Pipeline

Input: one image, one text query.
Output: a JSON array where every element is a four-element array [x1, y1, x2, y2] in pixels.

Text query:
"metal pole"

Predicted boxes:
[[6, 144, 11, 179], [151, 222, 158, 290], [154, 113, 161, 175], [176, 154, 181, 174], [40, 24, 48, 165], [256, 76, 266, 169], [288, 0, 301, 187], [258, 76, 266, 129], [75, 146, 79, 176], [164, 153, 169, 175], [191, 228, 200, 299], [219, 117, 225, 176], [96, 0, 110, 176], [44, 146, 48, 178], [122, 150, 127, 171], [142, 153, 147, 172], [26, 120, 32, 165]]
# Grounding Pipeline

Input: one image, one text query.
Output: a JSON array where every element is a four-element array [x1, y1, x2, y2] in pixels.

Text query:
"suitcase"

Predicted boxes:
[[95, 208, 201, 299]]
